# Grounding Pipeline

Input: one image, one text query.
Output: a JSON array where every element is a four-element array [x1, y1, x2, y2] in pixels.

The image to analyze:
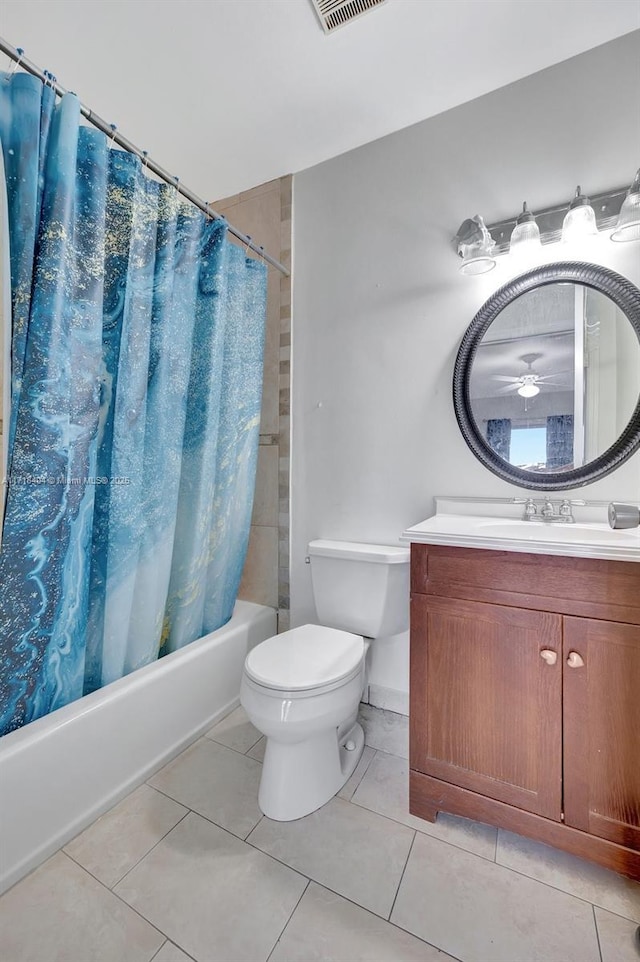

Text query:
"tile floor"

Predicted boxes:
[[1, 704, 639, 962]]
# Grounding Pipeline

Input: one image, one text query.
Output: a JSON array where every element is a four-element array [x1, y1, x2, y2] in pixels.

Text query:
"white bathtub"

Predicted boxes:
[[0, 600, 276, 894]]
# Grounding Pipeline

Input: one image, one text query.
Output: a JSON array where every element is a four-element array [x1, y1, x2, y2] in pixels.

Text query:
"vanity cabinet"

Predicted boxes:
[[409, 544, 640, 880]]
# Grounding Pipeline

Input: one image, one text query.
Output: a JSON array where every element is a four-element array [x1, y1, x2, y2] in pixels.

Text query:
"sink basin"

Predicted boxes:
[[475, 520, 640, 544], [401, 500, 640, 562]]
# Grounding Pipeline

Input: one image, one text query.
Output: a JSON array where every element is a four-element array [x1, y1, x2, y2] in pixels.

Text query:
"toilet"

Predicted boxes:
[[240, 539, 410, 821]]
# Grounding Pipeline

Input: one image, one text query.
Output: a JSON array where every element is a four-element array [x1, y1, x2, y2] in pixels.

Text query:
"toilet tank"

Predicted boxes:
[[308, 540, 410, 638]]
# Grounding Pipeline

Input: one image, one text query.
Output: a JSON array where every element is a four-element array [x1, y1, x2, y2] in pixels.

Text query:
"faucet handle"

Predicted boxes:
[[559, 498, 585, 514], [513, 497, 538, 518]]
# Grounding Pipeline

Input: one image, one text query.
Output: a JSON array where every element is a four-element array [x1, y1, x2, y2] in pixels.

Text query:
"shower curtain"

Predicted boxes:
[[0, 72, 267, 736]]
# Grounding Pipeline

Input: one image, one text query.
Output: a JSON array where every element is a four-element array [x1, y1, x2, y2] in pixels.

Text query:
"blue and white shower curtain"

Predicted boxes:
[[0, 72, 267, 736]]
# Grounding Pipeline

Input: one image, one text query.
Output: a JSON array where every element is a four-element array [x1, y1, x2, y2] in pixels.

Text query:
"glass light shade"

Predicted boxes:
[[510, 202, 541, 252], [517, 382, 540, 398], [510, 220, 541, 251], [458, 214, 496, 275], [459, 253, 496, 275], [562, 187, 598, 243], [611, 171, 640, 242]]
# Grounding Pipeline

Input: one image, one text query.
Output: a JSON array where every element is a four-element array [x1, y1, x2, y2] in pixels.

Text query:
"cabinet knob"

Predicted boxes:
[[540, 649, 557, 666], [567, 651, 585, 668]]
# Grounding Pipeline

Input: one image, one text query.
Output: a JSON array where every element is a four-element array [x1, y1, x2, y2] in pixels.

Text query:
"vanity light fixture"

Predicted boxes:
[[561, 186, 598, 243], [611, 168, 640, 242], [509, 202, 541, 252], [454, 166, 640, 275]]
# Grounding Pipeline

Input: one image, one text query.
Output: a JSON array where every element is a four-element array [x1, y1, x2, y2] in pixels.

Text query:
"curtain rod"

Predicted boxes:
[[0, 37, 290, 277]]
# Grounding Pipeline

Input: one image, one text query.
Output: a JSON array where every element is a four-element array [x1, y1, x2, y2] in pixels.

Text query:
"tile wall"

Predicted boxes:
[[214, 176, 292, 629]]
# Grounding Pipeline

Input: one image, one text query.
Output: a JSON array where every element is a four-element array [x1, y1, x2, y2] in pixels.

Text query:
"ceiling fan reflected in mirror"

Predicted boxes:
[[491, 353, 572, 398]]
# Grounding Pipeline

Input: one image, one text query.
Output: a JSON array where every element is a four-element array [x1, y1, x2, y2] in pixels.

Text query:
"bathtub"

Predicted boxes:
[[0, 599, 276, 894]]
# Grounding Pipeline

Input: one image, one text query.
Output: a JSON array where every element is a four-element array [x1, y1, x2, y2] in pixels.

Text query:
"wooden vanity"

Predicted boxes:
[[409, 543, 640, 880]]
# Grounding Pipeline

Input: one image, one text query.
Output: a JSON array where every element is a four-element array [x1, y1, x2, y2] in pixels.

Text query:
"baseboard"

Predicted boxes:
[[368, 683, 409, 716]]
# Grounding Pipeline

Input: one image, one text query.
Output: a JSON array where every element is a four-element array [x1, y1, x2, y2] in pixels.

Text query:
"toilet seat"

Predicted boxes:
[[244, 624, 364, 693]]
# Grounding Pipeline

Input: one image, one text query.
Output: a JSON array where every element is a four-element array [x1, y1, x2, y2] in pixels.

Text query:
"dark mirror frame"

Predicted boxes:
[[453, 261, 640, 491]]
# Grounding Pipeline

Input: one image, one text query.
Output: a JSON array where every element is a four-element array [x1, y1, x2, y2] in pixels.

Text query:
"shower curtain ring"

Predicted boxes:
[[141, 150, 149, 170], [108, 123, 118, 149], [7, 48, 24, 77], [244, 235, 253, 256]]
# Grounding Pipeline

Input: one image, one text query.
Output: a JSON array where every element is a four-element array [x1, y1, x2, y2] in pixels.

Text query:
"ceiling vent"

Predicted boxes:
[[311, 0, 388, 34]]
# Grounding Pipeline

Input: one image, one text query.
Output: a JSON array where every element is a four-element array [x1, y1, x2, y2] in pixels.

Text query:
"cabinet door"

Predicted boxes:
[[563, 617, 640, 849], [410, 595, 562, 819]]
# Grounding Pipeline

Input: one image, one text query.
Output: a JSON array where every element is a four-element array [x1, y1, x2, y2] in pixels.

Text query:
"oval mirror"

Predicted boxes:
[[453, 262, 640, 490]]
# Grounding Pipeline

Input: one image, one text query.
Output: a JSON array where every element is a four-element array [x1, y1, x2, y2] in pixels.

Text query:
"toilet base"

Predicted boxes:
[[258, 721, 365, 821]]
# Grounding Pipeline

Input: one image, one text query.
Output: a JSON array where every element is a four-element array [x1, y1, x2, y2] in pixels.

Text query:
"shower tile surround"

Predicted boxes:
[[1, 704, 638, 962], [213, 177, 292, 630]]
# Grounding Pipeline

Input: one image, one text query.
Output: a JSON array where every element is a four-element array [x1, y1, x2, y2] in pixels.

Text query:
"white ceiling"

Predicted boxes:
[[1, 1, 638, 201]]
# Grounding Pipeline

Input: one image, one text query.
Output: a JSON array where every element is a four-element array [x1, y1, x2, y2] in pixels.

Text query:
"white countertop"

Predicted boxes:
[[401, 497, 640, 563]]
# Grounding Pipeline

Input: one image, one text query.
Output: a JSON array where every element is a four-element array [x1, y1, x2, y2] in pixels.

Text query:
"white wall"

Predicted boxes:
[[291, 33, 640, 709]]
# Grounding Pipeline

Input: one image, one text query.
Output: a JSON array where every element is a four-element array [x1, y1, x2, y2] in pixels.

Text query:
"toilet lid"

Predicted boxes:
[[245, 624, 365, 691]]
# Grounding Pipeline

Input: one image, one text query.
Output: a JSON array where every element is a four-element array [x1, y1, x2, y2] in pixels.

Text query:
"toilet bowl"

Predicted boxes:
[[240, 540, 410, 821], [241, 624, 366, 821]]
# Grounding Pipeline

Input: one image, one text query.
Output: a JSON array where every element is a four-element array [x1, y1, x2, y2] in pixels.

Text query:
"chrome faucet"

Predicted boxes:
[[513, 498, 586, 523]]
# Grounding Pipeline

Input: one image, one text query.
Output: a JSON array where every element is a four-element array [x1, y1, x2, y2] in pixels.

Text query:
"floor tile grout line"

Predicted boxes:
[[347, 786, 640, 923], [89, 801, 303, 962], [264, 878, 311, 962], [244, 812, 266, 844], [589, 904, 640, 925], [203, 729, 263, 756], [57, 851, 169, 950], [148, 937, 198, 962], [493, 846, 640, 923], [148, 938, 169, 962], [592, 903, 604, 962], [240, 817, 410, 924], [484, 853, 628, 918], [387, 828, 417, 922], [342, 747, 378, 800], [373, 900, 466, 962], [244, 732, 265, 754], [179, 731, 263, 766], [346, 794, 499, 867], [67, 823, 211, 962], [109, 808, 191, 891], [273, 875, 467, 962]]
